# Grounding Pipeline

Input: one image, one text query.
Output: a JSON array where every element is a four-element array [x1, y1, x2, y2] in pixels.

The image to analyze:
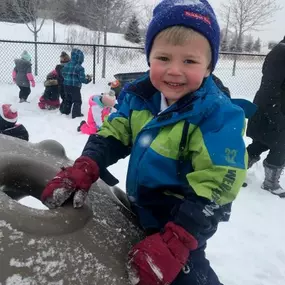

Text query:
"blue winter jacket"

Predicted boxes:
[[82, 73, 255, 246], [62, 49, 88, 88]]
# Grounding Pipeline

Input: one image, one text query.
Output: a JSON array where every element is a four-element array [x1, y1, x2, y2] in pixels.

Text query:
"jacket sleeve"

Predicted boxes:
[[174, 103, 247, 246], [2, 124, 29, 141], [82, 92, 132, 170], [12, 70, 16, 81], [78, 66, 88, 84]]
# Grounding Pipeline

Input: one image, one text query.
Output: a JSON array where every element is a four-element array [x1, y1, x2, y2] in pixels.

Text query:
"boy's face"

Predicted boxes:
[[149, 33, 211, 105]]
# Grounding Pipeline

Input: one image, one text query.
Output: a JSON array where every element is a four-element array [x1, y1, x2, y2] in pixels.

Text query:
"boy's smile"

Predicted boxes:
[[149, 33, 211, 105]]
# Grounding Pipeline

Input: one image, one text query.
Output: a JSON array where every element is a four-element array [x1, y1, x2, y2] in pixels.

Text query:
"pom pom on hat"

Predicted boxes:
[[145, 0, 220, 71], [0, 104, 18, 123]]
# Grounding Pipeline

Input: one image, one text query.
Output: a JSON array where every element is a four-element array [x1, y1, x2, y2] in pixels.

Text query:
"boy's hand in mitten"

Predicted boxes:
[[41, 156, 99, 209], [86, 74, 92, 84], [127, 222, 198, 285]]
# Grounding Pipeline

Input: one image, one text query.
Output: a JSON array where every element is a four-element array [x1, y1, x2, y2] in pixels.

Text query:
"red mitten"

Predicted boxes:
[[128, 222, 198, 285], [41, 156, 99, 208]]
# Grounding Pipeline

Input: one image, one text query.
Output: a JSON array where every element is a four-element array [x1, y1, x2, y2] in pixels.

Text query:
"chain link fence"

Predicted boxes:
[[0, 40, 266, 96]]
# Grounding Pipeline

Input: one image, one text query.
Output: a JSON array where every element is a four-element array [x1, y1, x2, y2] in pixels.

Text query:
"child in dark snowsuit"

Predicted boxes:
[[55, 51, 70, 106], [12, 51, 35, 103], [60, 49, 92, 118], [246, 36, 285, 197], [41, 1, 255, 284], [0, 104, 29, 141], [38, 70, 60, 110]]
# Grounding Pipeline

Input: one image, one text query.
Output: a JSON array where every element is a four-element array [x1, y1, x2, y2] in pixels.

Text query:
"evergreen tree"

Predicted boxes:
[[268, 41, 277, 50], [220, 38, 229, 52], [244, 35, 254, 52], [125, 14, 141, 44], [236, 34, 244, 52], [229, 35, 237, 52], [253, 38, 261, 53]]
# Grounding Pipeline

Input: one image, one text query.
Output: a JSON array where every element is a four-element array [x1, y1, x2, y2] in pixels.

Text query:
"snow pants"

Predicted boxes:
[[171, 244, 222, 285], [60, 85, 82, 118], [19, 86, 31, 100], [247, 140, 285, 167]]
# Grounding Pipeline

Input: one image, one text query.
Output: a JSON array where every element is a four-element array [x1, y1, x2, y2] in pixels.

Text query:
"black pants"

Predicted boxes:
[[19, 86, 31, 100], [60, 85, 82, 118], [59, 84, 65, 100], [247, 140, 285, 167], [172, 244, 222, 285]]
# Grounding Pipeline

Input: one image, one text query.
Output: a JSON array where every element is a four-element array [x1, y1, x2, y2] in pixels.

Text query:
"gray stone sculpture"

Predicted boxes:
[[0, 134, 142, 285]]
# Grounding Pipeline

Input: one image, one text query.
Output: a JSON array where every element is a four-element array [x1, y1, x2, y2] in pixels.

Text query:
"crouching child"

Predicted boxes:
[[38, 70, 60, 110]]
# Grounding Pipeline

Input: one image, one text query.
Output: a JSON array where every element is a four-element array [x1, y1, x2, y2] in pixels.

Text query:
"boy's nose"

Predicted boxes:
[[166, 64, 182, 76]]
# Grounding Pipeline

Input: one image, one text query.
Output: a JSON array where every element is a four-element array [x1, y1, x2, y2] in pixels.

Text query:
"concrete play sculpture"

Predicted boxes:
[[0, 134, 142, 284]]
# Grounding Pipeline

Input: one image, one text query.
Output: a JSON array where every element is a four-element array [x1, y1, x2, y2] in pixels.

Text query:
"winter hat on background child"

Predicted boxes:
[[21, 50, 31, 62], [101, 90, 116, 107], [60, 51, 70, 64], [145, 0, 220, 70]]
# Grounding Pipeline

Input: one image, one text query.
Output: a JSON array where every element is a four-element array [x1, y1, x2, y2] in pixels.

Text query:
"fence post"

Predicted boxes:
[[93, 45, 96, 84], [232, 53, 237, 76], [34, 34, 38, 76]]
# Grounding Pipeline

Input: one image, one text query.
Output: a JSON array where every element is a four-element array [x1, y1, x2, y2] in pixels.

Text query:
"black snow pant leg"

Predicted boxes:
[[59, 84, 65, 101], [70, 86, 82, 118], [19, 86, 31, 100], [60, 85, 72, 115], [265, 143, 285, 167], [247, 140, 285, 167], [172, 244, 222, 285], [247, 140, 269, 158]]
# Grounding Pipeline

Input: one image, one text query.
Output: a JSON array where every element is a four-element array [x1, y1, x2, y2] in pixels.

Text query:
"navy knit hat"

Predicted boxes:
[[145, 0, 220, 71]]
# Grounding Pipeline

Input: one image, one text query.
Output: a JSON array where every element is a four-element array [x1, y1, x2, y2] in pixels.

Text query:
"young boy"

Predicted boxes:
[[60, 48, 92, 118], [41, 1, 251, 284]]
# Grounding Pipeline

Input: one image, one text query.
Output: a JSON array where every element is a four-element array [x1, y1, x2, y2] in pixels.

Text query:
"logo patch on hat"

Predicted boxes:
[[174, 0, 202, 6], [184, 11, 211, 25]]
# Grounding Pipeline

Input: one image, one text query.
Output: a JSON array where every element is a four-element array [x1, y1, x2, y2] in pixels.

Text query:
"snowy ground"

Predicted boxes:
[[1, 75, 283, 285]]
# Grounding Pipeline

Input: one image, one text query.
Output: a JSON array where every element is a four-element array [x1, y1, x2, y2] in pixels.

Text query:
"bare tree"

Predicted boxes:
[[219, 0, 281, 51], [11, 0, 47, 75], [74, 0, 134, 77], [41, 0, 70, 43], [138, 2, 156, 33]]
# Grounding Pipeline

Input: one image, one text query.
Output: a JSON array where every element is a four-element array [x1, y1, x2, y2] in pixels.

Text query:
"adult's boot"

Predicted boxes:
[[261, 160, 285, 198]]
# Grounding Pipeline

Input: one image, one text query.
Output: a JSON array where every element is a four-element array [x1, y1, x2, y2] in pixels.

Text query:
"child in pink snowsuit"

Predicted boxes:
[[77, 91, 116, 135]]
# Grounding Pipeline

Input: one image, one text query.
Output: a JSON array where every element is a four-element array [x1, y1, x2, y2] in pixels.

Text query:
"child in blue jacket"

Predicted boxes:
[[41, 1, 254, 284], [60, 48, 91, 118]]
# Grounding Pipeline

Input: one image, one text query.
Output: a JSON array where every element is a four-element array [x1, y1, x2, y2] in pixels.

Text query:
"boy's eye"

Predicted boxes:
[[184, 59, 196, 64], [157, 56, 169, 61]]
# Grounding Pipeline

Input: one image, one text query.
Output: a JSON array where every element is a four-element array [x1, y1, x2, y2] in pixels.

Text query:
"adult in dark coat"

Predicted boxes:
[[246, 36, 285, 197]]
